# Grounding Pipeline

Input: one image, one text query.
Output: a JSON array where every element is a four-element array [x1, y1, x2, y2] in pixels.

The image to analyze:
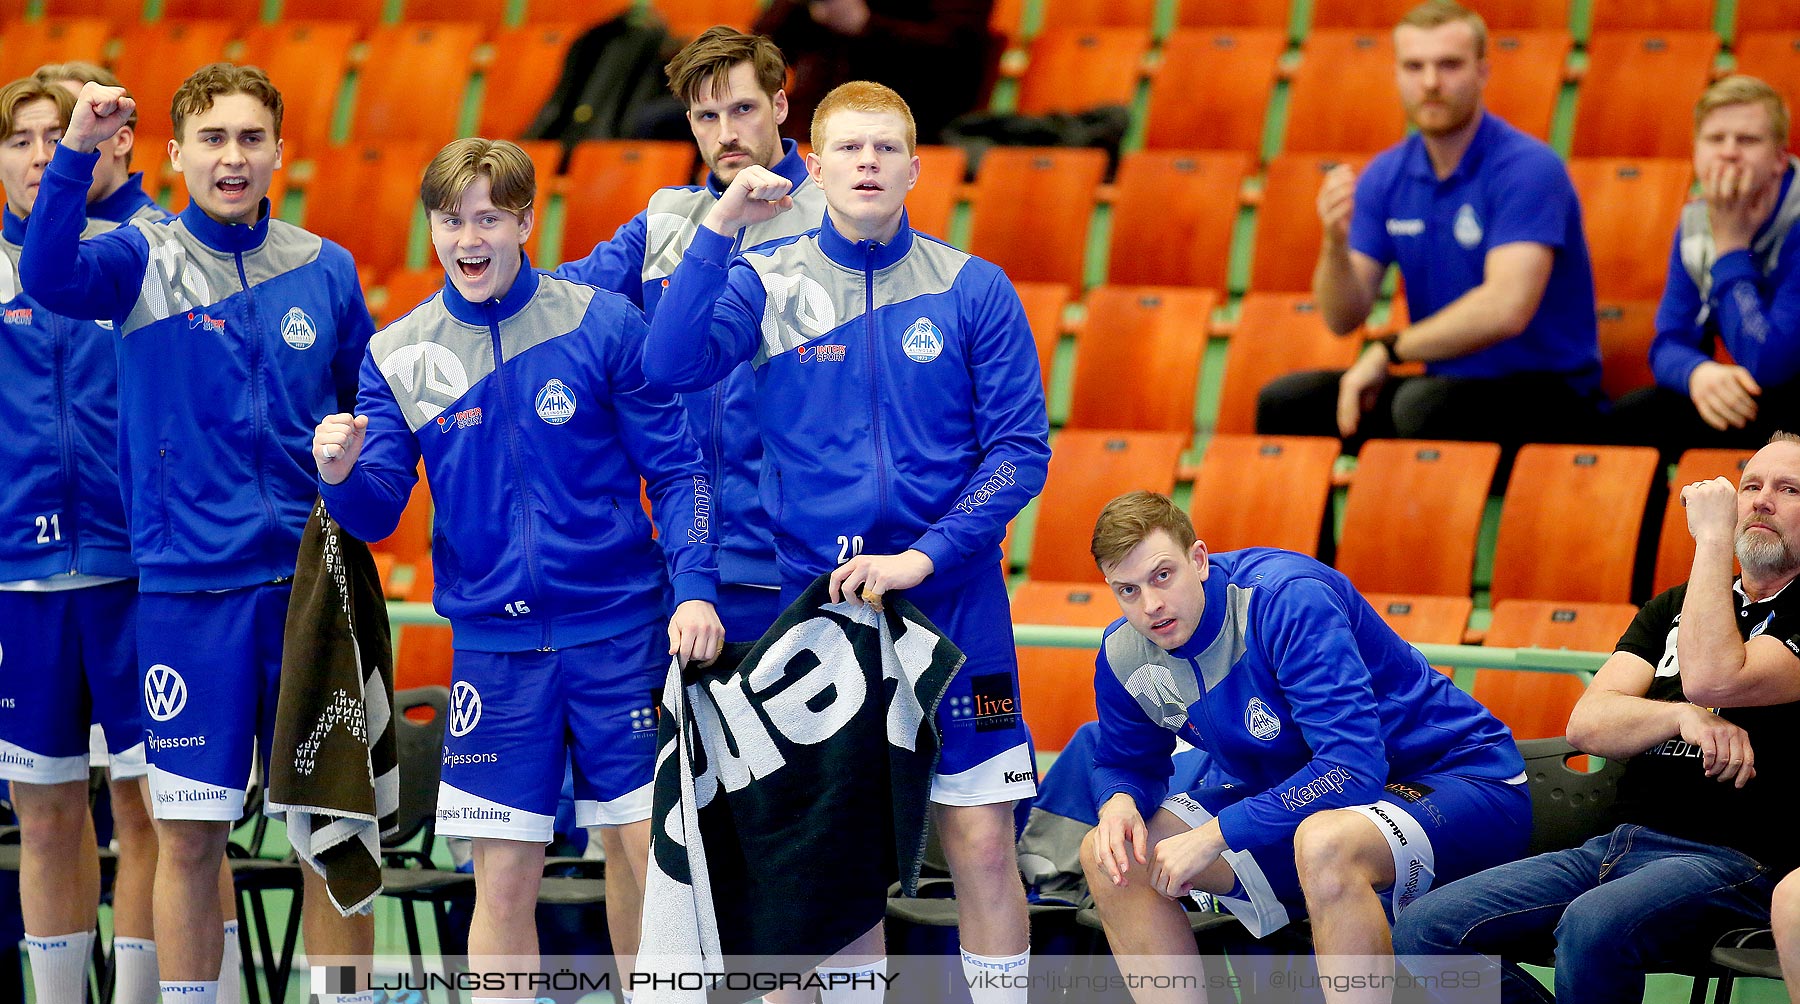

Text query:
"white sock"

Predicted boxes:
[[113, 937, 160, 1004], [961, 947, 1029, 1004], [217, 921, 241, 1004], [160, 980, 219, 1004], [818, 959, 887, 1004], [25, 930, 94, 1004], [620, 993, 634, 1004]]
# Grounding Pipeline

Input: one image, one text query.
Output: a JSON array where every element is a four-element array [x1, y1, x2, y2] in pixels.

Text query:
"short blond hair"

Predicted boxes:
[[1396, 0, 1487, 59], [1695, 75, 1789, 149], [1091, 491, 1197, 571], [172, 63, 282, 141], [0, 77, 74, 144], [420, 137, 535, 217], [811, 80, 916, 154]]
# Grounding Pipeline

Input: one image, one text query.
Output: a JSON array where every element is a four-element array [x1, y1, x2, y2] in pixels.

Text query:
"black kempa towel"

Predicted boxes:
[[267, 498, 399, 916], [638, 575, 963, 1004]]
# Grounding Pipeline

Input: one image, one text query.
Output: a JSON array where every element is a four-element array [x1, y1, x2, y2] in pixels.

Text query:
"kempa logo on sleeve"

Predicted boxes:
[[535, 378, 577, 425], [280, 306, 317, 349], [143, 664, 189, 722], [449, 680, 483, 737]]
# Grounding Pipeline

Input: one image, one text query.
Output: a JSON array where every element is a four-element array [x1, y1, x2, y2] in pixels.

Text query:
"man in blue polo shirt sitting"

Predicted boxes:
[[1257, 0, 1604, 452]]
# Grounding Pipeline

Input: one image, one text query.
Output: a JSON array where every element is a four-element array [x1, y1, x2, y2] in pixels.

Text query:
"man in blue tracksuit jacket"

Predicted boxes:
[[645, 81, 1049, 1001], [314, 137, 721, 975], [555, 28, 825, 644], [1082, 490, 1528, 1001], [0, 73, 171, 1004], [18, 65, 375, 1003]]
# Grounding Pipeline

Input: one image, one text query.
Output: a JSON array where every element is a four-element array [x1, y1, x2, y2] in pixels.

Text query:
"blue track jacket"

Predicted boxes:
[[20, 146, 373, 593], [0, 175, 164, 582], [1094, 548, 1524, 852], [555, 139, 825, 589], [319, 266, 718, 653], [643, 211, 1049, 589]]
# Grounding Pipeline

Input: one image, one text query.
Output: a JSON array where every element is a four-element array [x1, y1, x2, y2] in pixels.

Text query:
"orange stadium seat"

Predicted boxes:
[[351, 23, 482, 146], [277, 0, 384, 22], [1189, 434, 1340, 554], [1573, 32, 1720, 159], [1028, 429, 1187, 581], [1311, 0, 1569, 29], [1595, 300, 1661, 400], [1215, 293, 1365, 434], [369, 462, 433, 567], [558, 140, 697, 263], [908, 144, 967, 240], [1249, 152, 1372, 292], [1015, 28, 1150, 115], [1068, 286, 1217, 435], [521, 0, 631, 21], [394, 560, 453, 692], [236, 22, 358, 159], [1107, 150, 1251, 289], [1733, 34, 1800, 112], [402, 0, 507, 27], [303, 141, 436, 276], [1737, 8, 1800, 34], [513, 139, 561, 262], [1337, 439, 1501, 596], [1589, 0, 1714, 32], [1653, 448, 1753, 595], [1172, 0, 1292, 30], [1037, 0, 1158, 31], [1366, 593, 1472, 677], [1283, 31, 1406, 154], [1484, 30, 1572, 140], [1476, 600, 1639, 740], [376, 268, 446, 327], [1013, 282, 1071, 390], [0, 18, 110, 81], [1143, 29, 1284, 153], [112, 21, 238, 135], [1364, 593, 1473, 649], [653, 0, 761, 34], [991, 0, 1026, 38], [1010, 580, 1120, 752], [478, 23, 582, 140], [160, 0, 257, 17], [1567, 158, 1693, 300], [967, 147, 1106, 286], [1491, 444, 1660, 604]]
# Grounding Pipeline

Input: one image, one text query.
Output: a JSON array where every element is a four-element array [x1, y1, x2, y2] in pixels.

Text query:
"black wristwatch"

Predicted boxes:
[[1372, 333, 1403, 365]]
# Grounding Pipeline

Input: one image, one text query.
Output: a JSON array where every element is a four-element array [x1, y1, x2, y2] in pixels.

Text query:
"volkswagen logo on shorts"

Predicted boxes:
[[449, 681, 483, 737], [144, 664, 188, 722]]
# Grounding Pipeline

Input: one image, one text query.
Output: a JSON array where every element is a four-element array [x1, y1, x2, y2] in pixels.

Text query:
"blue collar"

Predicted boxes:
[[707, 138, 812, 198], [439, 255, 540, 327], [89, 172, 158, 224], [2, 205, 28, 245], [1403, 110, 1497, 184], [1169, 561, 1229, 661], [179, 197, 272, 255], [2, 171, 161, 244], [817, 208, 914, 271]]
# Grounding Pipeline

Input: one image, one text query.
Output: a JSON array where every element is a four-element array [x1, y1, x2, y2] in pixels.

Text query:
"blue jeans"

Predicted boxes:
[[1392, 824, 1775, 1004]]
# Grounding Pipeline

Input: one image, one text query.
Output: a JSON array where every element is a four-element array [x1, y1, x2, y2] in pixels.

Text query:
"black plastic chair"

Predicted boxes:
[[1515, 737, 1722, 1004], [1709, 927, 1782, 1003]]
